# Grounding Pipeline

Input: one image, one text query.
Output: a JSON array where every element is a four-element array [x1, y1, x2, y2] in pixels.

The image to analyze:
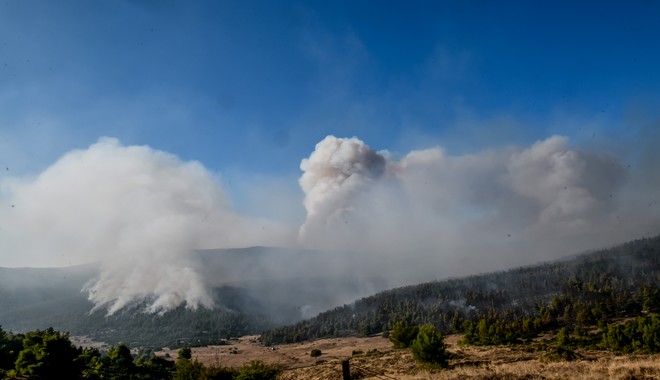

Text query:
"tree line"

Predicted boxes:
[[0, 326, 280, 379]]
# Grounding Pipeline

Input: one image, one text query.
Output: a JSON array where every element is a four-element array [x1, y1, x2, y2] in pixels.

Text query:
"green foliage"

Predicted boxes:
[[236, 360, 281, 380], [460, 318, 521, 346], [78, 348, 102, 379], [202, 365, 239, 380], [601, 315, 660, 353], [135, 354, 175, 379], [13, 327, 82, 379], [173, 357, 204, 380], [0, 325, 21, 371], [309, 348, 322, 357], [541, 346, 583, 362], [0, 325, 287, 379], [178, 347, 192, 360], [98, 343, 135, 379], [556, 327, 568, 347], [389, 321, 419, 349], [410, 324, 449, 369]]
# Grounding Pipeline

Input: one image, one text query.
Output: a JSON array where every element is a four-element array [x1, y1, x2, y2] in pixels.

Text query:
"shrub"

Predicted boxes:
[[310, 349, 322, 357], [178, 347, 192, 360], [203, 365, 239, 380], [389, 321, 419, 349], [236, 360, 281, 380], [541, 346, 583, 362], [410, 324, 449, 369]]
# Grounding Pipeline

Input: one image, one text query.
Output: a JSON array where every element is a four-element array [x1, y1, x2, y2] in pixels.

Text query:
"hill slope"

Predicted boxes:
[[2, 235, 659, 350], [261, 234, 660, 344]]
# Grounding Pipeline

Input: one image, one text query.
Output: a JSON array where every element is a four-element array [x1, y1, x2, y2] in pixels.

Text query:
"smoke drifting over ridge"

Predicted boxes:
[[0, 133, 658, 315], [298, 135, 660, 282]]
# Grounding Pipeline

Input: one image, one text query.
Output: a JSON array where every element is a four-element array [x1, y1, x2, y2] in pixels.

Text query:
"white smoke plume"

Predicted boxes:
[[298, 136, 386, 245], [1, 132, 658, 316], [298, 135, 660, 283], [0, 137, 292, 314]]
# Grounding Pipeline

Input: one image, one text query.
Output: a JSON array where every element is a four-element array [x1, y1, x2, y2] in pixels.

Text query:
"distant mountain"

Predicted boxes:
[[0, 246, 387, 349], [0, 264, 97, 328]]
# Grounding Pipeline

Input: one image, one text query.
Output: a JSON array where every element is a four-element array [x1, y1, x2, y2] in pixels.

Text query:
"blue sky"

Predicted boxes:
[[1, 0, 659, 213]]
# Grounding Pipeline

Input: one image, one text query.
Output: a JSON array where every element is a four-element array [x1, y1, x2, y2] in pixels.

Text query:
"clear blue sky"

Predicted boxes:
[[1, 1, 659, 208]]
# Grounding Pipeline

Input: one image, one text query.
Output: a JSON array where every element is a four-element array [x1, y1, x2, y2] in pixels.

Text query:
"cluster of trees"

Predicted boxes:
[[458, 280, 660, 351], [0, 326, 280, 379], [261, 235, 660, 354], [601, 315, 660, 353]]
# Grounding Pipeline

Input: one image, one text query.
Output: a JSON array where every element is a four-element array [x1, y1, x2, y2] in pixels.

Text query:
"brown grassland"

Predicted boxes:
[[158, 334, 660, 379]]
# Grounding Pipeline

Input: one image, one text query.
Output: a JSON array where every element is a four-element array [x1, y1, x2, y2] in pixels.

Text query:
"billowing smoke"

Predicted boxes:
[[0, 137, 292, 314], [298, 136, 386, 246], [1, 132, 658, 317], [298, 135, 660, 283]]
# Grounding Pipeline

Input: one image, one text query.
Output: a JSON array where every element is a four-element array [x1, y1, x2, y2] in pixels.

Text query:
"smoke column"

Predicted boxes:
[[298, 135, 386, 246], [0, 137, 291, 314]]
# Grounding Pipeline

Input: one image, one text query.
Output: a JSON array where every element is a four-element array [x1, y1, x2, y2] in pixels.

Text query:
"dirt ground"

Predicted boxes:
[[157, 334, 660, 379], [158, 335, 392, 369]]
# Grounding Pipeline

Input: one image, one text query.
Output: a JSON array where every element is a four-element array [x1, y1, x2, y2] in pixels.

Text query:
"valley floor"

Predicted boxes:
[[158, 335, 660, 379]]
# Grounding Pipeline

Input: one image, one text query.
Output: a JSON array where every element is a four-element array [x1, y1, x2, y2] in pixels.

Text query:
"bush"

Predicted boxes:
[[410, 324, 449, 369], [203, 365, 239, 380], [178, 347, 192, 360], [389, 321, 419, 349], [541, 346, 583, 362], [236, 360, 281, 380], [310, 349, 322, 357], [601, 315, 660, 353]]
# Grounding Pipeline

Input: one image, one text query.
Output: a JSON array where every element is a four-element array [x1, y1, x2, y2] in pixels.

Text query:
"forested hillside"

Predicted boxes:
[[261, 234, 660, 345], [3, 236, 660, 351]]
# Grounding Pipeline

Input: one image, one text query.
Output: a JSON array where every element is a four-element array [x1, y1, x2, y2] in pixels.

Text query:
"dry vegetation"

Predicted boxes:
[[158, 334, 660, 380]]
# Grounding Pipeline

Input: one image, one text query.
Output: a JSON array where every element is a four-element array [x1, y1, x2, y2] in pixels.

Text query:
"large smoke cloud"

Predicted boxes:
[[1, 132, 658, 316], [298, 135, 660, 283], [0, 137, 292, 314], [298, 136, 386, 246]]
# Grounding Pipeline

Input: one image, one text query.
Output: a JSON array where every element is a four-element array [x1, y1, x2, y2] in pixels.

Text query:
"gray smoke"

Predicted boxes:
[[298, 134, 660, 284]]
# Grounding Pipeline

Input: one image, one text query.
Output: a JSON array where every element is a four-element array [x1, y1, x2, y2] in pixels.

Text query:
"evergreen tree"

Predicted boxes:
[[410, 324, 449, 369]]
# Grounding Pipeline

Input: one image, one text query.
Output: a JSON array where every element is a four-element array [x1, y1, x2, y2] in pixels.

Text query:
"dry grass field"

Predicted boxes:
[[157, 334, 660, 379]]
